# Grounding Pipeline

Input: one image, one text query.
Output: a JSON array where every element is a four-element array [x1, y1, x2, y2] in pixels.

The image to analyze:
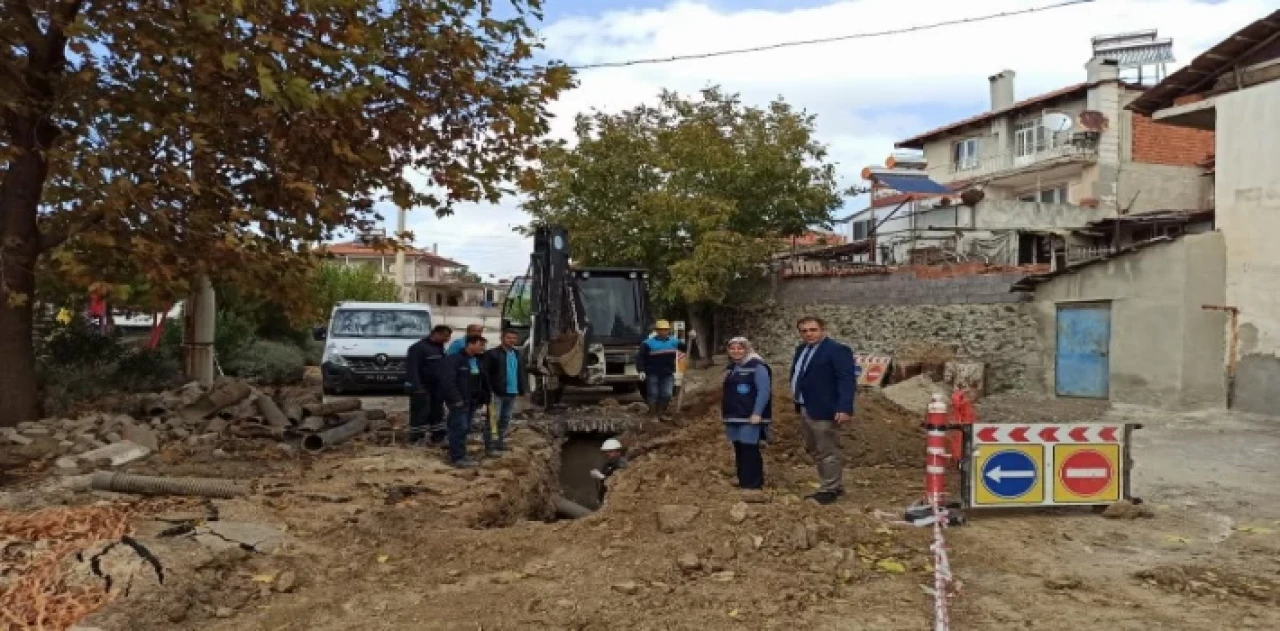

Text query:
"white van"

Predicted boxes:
[[314, 301, 433, 396]]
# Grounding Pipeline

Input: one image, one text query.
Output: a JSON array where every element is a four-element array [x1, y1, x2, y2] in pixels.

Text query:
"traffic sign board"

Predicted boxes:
[[855, 355, 892, 387], [1054, 444, 1121, 503], [972, 445, 1044, 506]]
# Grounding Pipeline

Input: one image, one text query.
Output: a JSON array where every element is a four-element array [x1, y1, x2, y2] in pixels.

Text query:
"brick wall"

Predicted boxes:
[[1131, 113, 1215, 167]]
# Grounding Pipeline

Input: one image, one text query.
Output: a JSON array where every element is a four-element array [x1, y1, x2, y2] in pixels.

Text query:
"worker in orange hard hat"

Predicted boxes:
[[636, 320, 685, 421]]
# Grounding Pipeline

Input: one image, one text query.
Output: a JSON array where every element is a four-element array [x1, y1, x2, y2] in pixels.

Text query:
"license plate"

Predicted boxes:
[[361, 373, 400, 382]]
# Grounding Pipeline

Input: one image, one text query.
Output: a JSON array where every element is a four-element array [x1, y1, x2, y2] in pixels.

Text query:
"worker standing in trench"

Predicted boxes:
[[590, 438, 628, 505], [637, 320, 686, 421]]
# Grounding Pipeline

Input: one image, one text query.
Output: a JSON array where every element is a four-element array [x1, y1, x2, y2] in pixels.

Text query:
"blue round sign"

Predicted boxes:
[[981, 450, 1038, 499], [736, 383, 750, 395]]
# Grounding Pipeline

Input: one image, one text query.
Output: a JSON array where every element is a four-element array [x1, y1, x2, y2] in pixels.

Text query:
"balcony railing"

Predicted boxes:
[[948, 136, 1100, 176]]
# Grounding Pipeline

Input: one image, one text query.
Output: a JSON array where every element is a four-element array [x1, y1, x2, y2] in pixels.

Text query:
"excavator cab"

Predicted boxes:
[[501, 226, 650, 404]]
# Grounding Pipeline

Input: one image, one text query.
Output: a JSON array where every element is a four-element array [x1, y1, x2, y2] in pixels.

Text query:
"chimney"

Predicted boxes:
[[989, 70, 1016, 111], [1085, 57, 1119, 83], [432, 243, 438, 254]]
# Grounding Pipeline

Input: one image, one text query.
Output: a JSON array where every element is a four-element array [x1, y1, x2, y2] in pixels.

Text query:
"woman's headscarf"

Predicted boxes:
[[727, 336, 764, 366]]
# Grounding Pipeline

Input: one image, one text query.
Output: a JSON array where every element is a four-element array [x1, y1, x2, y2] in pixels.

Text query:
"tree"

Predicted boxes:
[[309, 263, 401, 319], [521, 87, 845, 348], [0, 1, 572, 424]]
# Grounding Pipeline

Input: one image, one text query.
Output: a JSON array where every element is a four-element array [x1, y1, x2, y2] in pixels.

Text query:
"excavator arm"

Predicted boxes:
[[511, 225, 591, 381]]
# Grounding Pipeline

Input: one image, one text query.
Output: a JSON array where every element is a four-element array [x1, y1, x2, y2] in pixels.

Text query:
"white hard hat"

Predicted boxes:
[[601, 438, 623, 451]]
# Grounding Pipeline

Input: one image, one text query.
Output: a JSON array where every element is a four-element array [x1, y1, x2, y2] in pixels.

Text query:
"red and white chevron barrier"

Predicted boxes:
[[974, 424, 1120, 444]]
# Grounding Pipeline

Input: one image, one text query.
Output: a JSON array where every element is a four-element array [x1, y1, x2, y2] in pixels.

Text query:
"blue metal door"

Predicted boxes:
[[1055, 303, 1111, 399]]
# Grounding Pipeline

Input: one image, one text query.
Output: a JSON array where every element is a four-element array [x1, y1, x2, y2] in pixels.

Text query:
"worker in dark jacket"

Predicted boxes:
[[435, 334, 488, 467], [590, 438, 628, 504], [480, 329, 527, 457], [405, 325, 452, 446], [722, 336, 772, 491], [636, 319, 685, 421]]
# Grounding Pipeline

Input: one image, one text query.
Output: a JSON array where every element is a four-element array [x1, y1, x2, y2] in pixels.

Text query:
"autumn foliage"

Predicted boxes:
[[0, 0, 573, 424]]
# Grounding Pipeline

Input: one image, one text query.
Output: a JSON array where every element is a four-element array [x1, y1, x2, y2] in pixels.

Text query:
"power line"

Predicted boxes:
[[568, 0, 1095, 70]]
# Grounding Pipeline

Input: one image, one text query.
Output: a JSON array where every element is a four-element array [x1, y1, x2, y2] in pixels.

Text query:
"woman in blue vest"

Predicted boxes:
[[722, 337, 772, 490]]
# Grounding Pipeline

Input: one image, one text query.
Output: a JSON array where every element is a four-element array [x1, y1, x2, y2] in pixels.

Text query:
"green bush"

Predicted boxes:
[[222, 339, 307, 385], [39, 321, 183, 416]]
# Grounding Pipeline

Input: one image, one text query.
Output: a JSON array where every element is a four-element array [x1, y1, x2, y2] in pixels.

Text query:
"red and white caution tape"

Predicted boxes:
[[930, 502, 954, 631]]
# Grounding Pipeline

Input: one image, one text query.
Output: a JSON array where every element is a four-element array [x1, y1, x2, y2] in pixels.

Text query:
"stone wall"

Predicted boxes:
[[775, 272, 1030, 307], [717, 300, 1044, 393]]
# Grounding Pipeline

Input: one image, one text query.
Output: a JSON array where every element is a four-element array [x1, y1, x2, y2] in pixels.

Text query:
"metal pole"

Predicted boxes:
[[395, 207, 407, 301]]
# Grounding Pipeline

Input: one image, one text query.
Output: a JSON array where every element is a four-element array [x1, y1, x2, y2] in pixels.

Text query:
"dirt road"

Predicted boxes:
[[6, 374, 1280, 630]]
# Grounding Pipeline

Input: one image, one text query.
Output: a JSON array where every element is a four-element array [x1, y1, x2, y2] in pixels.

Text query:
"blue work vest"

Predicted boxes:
[[722, 358, 772, 422]]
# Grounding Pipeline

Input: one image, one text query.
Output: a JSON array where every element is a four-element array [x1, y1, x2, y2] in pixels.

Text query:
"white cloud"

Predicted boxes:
[[403, 0, 1269, 276]]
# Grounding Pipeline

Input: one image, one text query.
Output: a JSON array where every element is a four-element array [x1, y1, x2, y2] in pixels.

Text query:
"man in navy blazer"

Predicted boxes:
[[789, 316, 857, 505]]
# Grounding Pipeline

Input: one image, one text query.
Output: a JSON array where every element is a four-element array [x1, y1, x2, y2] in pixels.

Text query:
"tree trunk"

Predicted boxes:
[[0, 142, 50, 426], [687, 305, 713, 366]]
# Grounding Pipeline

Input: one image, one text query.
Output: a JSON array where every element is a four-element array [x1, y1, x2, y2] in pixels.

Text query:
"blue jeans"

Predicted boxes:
[[484, 395, 517, 451], [446, 405, 472, 463], [645, 374, 675, 404]]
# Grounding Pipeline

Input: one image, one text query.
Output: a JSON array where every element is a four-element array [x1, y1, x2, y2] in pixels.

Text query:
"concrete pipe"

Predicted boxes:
[[302, 417, 370, 453], [303, 399, 361, 417], [554, 496, 593, 519], [90, 471, 248, 499]]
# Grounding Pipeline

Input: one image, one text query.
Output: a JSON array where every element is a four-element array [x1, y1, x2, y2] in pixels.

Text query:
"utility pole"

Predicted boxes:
[[394, 206, 407, 302], [183, 275, 216, 386]]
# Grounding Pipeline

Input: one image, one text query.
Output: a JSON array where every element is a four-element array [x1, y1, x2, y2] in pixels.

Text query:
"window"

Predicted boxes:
[[329, 309, 432, 339], [1018, 185, 1068, 204], [952, 138, 979, 171], [851, 219, 872, 241], [579, 275, 648, 344], [1015, 119, 1066, 158]]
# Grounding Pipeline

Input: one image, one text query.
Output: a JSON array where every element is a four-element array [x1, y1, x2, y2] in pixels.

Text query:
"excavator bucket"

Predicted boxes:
[[548, 332, 586, 377]]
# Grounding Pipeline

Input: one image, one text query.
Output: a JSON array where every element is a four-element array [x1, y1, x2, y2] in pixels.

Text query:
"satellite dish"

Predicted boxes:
[[1042, 111, 1073, 133]]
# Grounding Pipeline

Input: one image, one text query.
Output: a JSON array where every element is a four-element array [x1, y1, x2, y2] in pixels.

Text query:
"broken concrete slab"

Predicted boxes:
[[2, 428, 33, 446], [77, 440, 152, 467], [196, 521, 289, 554], [122, 422, 160, 451]]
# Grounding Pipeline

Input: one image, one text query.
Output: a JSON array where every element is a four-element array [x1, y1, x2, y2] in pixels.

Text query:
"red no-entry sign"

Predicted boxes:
[[1058, 449, 1113, 497]]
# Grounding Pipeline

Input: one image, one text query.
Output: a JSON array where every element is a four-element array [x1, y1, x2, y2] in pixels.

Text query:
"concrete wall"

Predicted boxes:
[[1029, 232, 1227, 409], [1117, 163, 1212, 213], [970, 200, 1111, 230], [1215, 80, 1280, 414]]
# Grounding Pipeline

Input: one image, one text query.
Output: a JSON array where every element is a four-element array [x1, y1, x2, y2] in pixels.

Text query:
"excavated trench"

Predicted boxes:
[[557, 432, 616, 512]]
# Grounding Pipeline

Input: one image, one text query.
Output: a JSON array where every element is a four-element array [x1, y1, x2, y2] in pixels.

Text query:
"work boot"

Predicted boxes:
[[657, 399, 673, 422], [451, 458, 480, 469], [647, 403, 659, 421]]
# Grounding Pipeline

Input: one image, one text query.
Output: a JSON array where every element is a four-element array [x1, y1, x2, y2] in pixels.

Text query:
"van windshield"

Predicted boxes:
[[329, 309, 432, 339]]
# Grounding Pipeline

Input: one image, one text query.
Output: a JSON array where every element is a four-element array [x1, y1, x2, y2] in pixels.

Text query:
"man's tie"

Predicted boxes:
[[793, 344, 816, 404]]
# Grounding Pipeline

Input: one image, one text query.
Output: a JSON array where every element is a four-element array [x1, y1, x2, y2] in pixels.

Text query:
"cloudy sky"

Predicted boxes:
[[397, 0, 1268, 279]]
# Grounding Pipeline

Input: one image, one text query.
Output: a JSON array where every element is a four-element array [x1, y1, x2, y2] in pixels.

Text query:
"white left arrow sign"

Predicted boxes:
[[986, 466, 1036, 484]]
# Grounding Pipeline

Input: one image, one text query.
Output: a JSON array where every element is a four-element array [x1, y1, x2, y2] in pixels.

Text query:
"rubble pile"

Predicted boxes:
[[1, 379, 389, 472]]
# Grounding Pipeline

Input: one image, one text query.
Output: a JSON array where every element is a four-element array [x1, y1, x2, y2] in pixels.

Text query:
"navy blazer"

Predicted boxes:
[[789, 337, 857, 420]]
